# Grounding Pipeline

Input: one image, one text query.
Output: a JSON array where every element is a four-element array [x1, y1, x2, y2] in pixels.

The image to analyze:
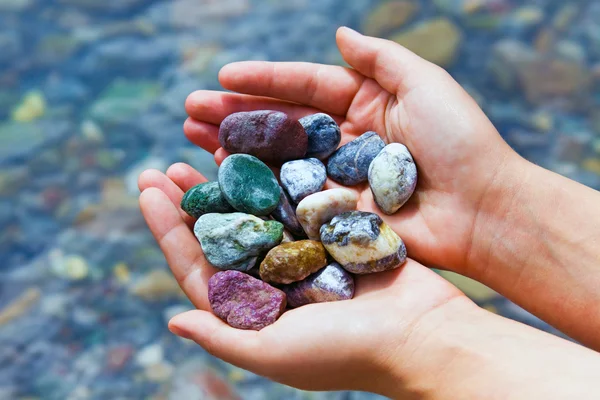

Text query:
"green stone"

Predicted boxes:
[[218, 154, 280, 216], [180, 181, 234, 218], [194, 213, 283, 271]]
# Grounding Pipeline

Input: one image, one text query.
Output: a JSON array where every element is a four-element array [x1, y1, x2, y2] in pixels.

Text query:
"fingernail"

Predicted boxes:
[[340, 26, 362, 37]]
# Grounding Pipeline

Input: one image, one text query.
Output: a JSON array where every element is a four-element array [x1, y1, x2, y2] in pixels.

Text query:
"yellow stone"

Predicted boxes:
[[64, 255, 89, 280], [12, 90, 46, 122], [512, 6, 544, 26], [0, 287, 41, 326], [362, 1, 418, 37], [463, 0, 484, 14], [437, 270, 498, 301], [390, 18, 462, 67], [583, 158, 600, 175], [228, 368, 245, 383], [114, 262, 131, 284], [530, 110, 553, 133], [131, 270, 184, 300]]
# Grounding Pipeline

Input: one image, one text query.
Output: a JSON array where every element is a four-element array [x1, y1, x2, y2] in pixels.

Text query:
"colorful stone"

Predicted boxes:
[[218, 154, 280, 216], [327, 131, 385, 186], [368, 143, 417, 214], [280, 158, 327, 203], [270, 187, 305, 237], [320, 211, 406, 274], [208, 271, 286, 330], [194, 213, 283, 271], [259, 240, 328, 284], [299, 113, 341, 160], [218, 110, 308, 163], [295, 188, 358, 240], [283, 263, 355, 308], [180, 181, 235, 218]]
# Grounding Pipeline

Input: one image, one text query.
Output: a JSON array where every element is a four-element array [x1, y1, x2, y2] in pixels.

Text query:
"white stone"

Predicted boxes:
[[136, 343, 164, 367], [295, 189, 358, 240]]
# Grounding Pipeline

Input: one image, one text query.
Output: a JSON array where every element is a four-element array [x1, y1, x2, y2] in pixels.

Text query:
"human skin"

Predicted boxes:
[[138, 27, 600, 398]]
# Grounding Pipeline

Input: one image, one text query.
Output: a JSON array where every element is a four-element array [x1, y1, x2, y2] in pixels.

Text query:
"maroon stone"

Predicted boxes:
[[218, 110, 308, 163], [208, 270, 286, 330]]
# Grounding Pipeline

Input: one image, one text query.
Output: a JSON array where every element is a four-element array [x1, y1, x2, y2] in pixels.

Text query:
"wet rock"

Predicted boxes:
[[194, 213, 283, 271], [327, 131, 385, 186], [488, 39, 536, 91], [259, 240, 328, 284], [208, 270, 286, 330], [11, 90, 46, 122], [218, 111, 307, 163], [320, 211, 407, 274], [283, 263, 354, 308], [362, 1, 418, 37], [218, 154, 280, 216], [368, 143, 417, 214], [180, 182, 234, 218], [280, 158, 327, 203], [270, 187, 305, 237], [298, 113, 341, 159], [130, 270, 184, 300], [296, 188, 358, 240], [0, 287, 41, 326], [390, 18, 462, 67]]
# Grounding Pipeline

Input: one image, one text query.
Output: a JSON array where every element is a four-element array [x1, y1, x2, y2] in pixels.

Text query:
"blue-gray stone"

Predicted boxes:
[[270, 187, 306, 237], [194, 213, 284, 271], [299, 113, 342, 160], [327, 131, 385, 186], [280, 158, 327, 203]]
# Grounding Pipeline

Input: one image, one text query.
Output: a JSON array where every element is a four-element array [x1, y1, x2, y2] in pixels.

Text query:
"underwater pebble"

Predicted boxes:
[[259, 240, 328, 284], [208, 270, 286, 330], [327, 131, 385, 186], [219, 110, 307, 163], [194, 213, 283, 271], [368, 143, 417, 214], [296, 188, 358, 240], [270, 187, 305, 237], [320, 211, 406, 274], [283, 263, 355, 308], [180, 181, 234, 218], [218, 154, 280, 216], [280, 158, 327, 203], [299, 113, 341, 160]]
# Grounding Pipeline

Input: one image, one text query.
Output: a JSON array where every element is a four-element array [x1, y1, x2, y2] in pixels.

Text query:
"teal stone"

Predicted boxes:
[[218, 154, 280, 216], [194, 213, 284, 271], [180, 181, 234, 218]]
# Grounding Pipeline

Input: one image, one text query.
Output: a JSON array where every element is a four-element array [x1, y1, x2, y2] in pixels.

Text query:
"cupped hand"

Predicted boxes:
[[183, 27, 521, 276]]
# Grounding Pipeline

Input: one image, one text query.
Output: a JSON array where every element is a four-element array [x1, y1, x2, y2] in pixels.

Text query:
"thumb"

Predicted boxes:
[[336, 27, 445, 95]]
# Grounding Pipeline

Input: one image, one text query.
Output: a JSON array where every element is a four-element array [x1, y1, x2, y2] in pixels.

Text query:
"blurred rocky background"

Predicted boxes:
[[0, 0, 598, 398]]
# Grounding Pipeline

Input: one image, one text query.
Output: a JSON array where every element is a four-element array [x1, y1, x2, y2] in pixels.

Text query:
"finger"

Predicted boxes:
[[139, 188, 214, 310], [169, 310, 263, 372], [183, 118, 221, 154], [138, 169, 195, 226], [336, 27, 444, 96], [166, 162, 209, 192], [219, 61, 364, 116], [185, 90, 325, 125], [214, 147, 230, 166]]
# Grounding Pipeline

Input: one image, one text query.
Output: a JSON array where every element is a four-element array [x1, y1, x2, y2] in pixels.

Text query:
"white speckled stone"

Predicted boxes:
[[295, 189, 358, 240], [280, 158, 327, 203], [368, 143, 417, 214]]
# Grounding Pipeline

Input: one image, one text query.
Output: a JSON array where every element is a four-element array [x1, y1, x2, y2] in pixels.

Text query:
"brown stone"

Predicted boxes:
[[259, 240, 327, 284], [362, 1, 418, 37]]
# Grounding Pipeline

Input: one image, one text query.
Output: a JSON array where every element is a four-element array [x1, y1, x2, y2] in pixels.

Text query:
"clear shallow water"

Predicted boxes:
[[0, 0, 598, 398]]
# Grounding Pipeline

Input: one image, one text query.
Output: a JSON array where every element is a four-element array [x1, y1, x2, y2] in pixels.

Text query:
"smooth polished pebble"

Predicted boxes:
[[194, 213, 283, 271], [295, 188, 358, 240], [327, 131, 385, 186], [259, 240, 327, 284], [218, 110, 307, 163], [320, 211, 406, 274], [208, 270, 286, 330], [218, 154, 280, 216], [280, 158, 327, 203], [180, 181, 234, 218], [368, 143, 417, 214], [270, 187, 306, 237], [283, 262, 355, 308], [299, 113, 341, 160]]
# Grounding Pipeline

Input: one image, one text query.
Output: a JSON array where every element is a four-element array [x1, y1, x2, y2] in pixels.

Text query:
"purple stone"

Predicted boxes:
[[270, 186, 306, 237], [208, 270, 286, 330], [219, 110, 308, 164], [283, 263, 354, 308]]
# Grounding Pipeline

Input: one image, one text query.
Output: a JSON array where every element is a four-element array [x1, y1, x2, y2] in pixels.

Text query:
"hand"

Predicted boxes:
[[139, 27, 600, 397]]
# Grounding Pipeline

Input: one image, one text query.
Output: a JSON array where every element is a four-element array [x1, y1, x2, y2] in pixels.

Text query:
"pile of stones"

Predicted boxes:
[[180, 111, 417, 330]]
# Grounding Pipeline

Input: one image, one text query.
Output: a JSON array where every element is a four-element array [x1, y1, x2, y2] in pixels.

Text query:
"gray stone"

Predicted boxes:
[[280, 158, 327, 203], [327, 132, 385, 186], [299, 113, 341, 160]]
